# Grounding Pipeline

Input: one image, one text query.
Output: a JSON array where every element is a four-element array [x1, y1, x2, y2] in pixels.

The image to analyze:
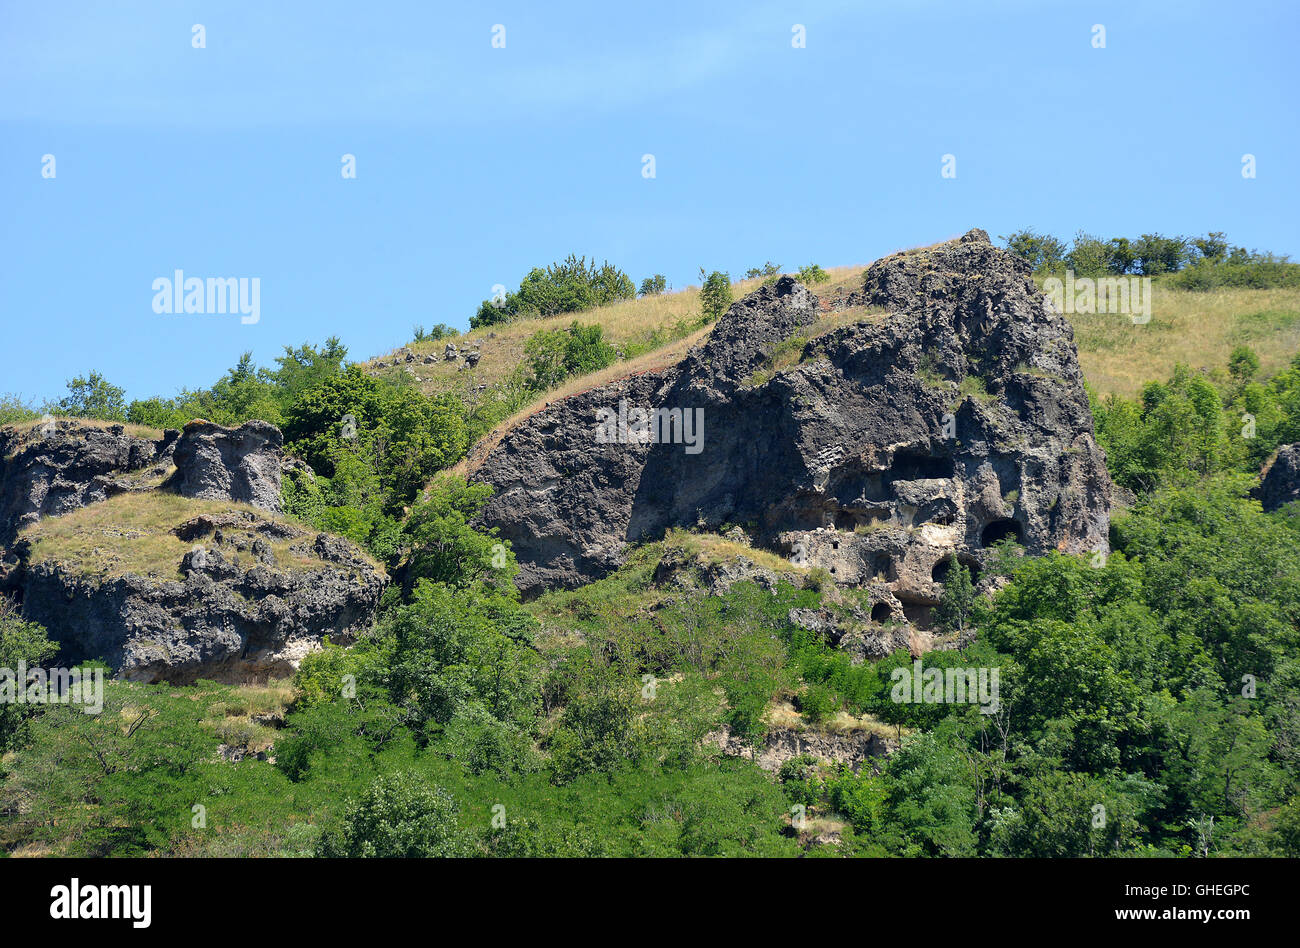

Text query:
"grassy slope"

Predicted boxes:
[[19, 491, 380, 581], [375, 264, 1300, 478]]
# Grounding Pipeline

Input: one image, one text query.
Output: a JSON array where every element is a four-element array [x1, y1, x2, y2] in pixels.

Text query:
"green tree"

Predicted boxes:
[[934, 554, 975, 633], [399, 476, 516, 592], [699, 269, 733, 320], [1001, 229, 1067, 273], [0, 603, 59, 751], [639, 274, 667, 296], [53, 371, 126, 421]]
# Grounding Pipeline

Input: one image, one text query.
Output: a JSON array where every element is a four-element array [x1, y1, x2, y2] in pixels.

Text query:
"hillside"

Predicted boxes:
[[3, 232, 1299, 863], [363, 260, 1300, 412]]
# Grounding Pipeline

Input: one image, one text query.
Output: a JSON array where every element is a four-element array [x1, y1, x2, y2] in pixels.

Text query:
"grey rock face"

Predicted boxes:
[[0, 421, 179, 547], [1, 418, 386, 683], [1256, 443, 1300, 511], [167, 419, 284, 513], [18, 511, 385, 684], [473, 230, 1113, 605]]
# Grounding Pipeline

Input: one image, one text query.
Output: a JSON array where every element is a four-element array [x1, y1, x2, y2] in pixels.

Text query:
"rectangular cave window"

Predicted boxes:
[[889, 451, 956, 482]]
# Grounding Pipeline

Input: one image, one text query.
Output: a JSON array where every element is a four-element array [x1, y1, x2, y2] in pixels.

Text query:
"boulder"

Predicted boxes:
[[167, 419, 285, 513], [17, 508, 385, 684]]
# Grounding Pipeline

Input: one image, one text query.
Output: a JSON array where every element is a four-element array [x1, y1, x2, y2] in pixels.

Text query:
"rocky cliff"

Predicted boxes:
[[473, 229, 1113, 622], [1, 418, 385, 683]]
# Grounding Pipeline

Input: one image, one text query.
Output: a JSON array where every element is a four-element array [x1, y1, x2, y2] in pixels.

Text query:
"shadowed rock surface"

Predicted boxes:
[[1256, 442, 1300, 512], [473, 229, 1114, 608]]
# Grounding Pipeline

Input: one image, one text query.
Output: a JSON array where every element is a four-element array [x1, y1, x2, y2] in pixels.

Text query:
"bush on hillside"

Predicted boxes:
[[470, 255, 636, 329], [521, 321, 617, 390]]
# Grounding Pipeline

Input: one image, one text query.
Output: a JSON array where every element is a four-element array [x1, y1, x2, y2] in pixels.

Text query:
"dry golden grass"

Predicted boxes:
[[662, 527, 805, 575], [369, 274, 769, 397], [450, 323, 715, 476], [3, 416, 164, 441], [1064, 282, 1300, 399], [19, 491, 378, 581], [205, 679, 295, 754]]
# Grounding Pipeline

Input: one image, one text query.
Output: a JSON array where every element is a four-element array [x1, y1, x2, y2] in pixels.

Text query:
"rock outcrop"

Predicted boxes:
[[0, 420, 178, 547], [707, 724, 896, 774], [1, 417, 386, 683], [473, 229, 1113, 615], [18, 508, 384, 684], [1256, 443, 1300, 512], [166, 419, 285, 513]]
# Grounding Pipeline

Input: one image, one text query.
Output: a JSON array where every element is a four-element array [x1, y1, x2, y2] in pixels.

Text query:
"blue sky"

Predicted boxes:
[[2, 0, 1297, 405]]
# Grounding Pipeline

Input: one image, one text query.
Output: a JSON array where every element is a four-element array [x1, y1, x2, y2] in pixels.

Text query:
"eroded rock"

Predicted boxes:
[[0, 421, 179, 547], [167, 419, 284, 513], [473, 229, 1113, 606]]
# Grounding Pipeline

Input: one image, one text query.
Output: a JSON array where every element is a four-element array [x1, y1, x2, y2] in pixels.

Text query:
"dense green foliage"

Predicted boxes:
[[1002, 228, 1300, 288], [126, 341, 349, 429], [1093, 348, 1300, 492], [471, 255, 636, 328], [639, 274, 667, 296]]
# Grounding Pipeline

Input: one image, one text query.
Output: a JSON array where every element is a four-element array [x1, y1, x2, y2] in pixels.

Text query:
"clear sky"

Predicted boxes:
[[2, 0, 1297, 405]]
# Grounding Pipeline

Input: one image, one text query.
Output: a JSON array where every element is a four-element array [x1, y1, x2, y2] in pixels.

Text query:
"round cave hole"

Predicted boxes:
[[931, 557, 953, 584], [870, 602, 893, 623]]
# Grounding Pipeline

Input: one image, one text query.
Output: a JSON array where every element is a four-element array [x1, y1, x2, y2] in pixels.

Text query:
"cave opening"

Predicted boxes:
[[870, 602, 893, 623], [888, 451, 956, 482], [980, 518, 1022, 547], [932, 556, 953, 584]]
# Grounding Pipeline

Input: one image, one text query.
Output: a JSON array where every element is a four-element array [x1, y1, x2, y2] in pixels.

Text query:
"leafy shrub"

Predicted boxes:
[[1064, 231, 1112, 276], [317, 772, 475, 857], [1001, 229, 1067, 272], [745, 262, 782, 280], [0, 394, 38, 426], [522, 322, 616, 390], [399, 476, 518, 593], [797, 683, 835, 723], [0, 603, 59, 751], [1166, 252, 1300, 290], [471, 255, 635, 328], [412, 323, 457, 343], [796, 263, 830, 285]]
